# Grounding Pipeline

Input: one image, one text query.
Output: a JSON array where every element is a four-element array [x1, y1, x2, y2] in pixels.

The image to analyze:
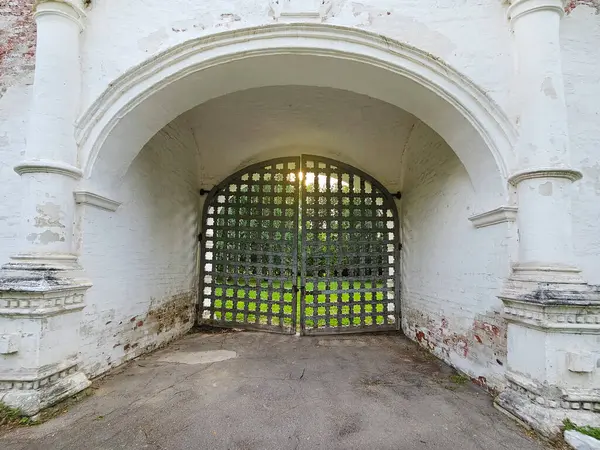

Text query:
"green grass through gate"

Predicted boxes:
[[212, 280, 386, 329]]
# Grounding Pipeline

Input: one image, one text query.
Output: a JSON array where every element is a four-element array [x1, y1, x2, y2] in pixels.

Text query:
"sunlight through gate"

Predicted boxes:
[[199, 156, 399, 335]]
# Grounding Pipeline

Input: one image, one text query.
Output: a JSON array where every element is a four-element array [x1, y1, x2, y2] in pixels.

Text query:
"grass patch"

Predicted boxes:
[[563, 418, 600, 440], [449, 374, 470, 385], [0, 388, 94, 435], [0, 403, 32, 427]]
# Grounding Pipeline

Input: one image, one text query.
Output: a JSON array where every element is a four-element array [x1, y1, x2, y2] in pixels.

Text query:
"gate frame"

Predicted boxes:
[[197, 155, 401, 334]]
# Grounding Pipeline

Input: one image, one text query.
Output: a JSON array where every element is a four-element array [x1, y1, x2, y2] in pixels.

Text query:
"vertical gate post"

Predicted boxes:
[[496, 0, 600, 436], [0, 1, 92, 415]]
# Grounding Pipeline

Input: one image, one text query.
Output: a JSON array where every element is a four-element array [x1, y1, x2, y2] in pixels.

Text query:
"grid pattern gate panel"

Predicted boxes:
[[199, 157, 300, 334], [300, 156, 400, 335]]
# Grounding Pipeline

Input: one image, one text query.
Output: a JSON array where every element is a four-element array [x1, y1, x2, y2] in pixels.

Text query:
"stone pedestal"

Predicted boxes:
[[0, 269, 91, 415], [497, 284, 600, 436], [0, 0, 91, 416]]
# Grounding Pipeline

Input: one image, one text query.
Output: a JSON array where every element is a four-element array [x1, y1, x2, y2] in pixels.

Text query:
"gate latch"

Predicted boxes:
[[292, 285, 306, 295]]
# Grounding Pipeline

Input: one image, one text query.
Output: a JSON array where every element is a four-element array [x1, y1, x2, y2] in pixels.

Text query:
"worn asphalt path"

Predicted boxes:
[[1, 331, 548, 450]]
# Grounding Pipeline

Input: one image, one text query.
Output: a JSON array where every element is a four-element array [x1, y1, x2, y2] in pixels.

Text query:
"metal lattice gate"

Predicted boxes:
[[199, 155, 399, 335], [300, 156, 399, 335], [199, 158, 300, 334]]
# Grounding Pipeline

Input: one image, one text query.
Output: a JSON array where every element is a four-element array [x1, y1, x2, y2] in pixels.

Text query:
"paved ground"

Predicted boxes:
[[1, 331, 548, 450]]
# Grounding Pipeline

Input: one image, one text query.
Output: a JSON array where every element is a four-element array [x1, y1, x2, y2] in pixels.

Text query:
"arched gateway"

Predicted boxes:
[[6, 1, 600, 436], [199, 156, 399, 335]]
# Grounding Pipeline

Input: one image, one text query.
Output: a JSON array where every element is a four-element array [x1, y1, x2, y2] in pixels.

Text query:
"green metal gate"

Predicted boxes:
[[198, 156, 399, 335]]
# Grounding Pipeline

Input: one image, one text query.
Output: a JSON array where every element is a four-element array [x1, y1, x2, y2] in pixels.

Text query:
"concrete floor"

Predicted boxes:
[[1, 331, 548, 450]]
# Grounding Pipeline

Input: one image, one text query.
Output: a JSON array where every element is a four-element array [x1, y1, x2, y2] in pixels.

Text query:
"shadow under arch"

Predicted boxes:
[[76, 23, 517, 212]]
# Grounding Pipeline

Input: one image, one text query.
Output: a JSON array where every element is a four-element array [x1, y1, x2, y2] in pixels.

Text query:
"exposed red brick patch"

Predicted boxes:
[[0, 0, 36, 97], [565, 1, 600, 14], [404, 309, 507, 369]]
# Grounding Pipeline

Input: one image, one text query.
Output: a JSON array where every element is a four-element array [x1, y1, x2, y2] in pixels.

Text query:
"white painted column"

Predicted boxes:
[[507, 0, 582, 283], [10, 0, 85, 269], [497, 0, 600, 436], [0, 0, 91, 416]]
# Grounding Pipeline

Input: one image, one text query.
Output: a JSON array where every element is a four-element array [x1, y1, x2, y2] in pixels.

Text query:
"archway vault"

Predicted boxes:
[[76, 23, 517, 213]]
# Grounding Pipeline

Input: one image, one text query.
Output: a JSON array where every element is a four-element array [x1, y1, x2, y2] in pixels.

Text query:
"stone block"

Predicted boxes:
[[564, 430, 600, 450], [0, 333, 20, 354], [568, 352, 596, 374]]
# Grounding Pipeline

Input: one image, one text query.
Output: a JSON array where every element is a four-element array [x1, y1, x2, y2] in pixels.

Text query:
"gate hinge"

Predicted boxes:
[[198, 232, 203, 242], [293, 285, 299, 294], [398, 242, 402, 251]]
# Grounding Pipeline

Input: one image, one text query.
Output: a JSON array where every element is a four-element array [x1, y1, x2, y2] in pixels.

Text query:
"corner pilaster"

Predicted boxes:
[[0, 0, 91, 416], [497, 0, 600, 436]]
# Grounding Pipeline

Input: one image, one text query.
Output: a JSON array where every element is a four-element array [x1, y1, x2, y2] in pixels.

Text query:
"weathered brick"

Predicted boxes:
[[0, 0, 35, 97]]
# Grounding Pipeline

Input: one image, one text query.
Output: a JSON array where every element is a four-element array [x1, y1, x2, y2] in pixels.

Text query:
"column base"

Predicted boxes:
[[502, 263, 600, 308], [509, 262, 586, 285], [0, 370, 90, 416], [495, 386, 600, 438], [4, 252, 82, 273], [499, 273, 600, 437], [0, 257, 92, 416]]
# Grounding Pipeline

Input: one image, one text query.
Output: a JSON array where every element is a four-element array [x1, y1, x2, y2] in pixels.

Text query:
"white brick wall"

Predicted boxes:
[[0, 83, 31, 265], [78, 118, 200, 378], [0, 0, 34, 266], [401, 121, 516, 390], [80, 0, 512, 113], [562, 9, 600, 285]]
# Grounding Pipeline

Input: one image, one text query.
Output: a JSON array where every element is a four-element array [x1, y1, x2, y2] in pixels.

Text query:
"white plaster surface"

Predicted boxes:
[[79, 28, 513, 214], [400, 122, 515, 389], [78, 118, 200, 378], [183, 86, 417, 192], [80, 0, 512, 114], [562, 8, 600, 285], [0, 83, 32, 265]]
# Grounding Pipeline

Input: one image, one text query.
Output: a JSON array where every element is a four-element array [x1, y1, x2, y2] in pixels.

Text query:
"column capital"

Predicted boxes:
[[34, 0, 86, 30], [14, 159, 83, 180], [508, 168, 583, 186], [506, 0, 566, 23]]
